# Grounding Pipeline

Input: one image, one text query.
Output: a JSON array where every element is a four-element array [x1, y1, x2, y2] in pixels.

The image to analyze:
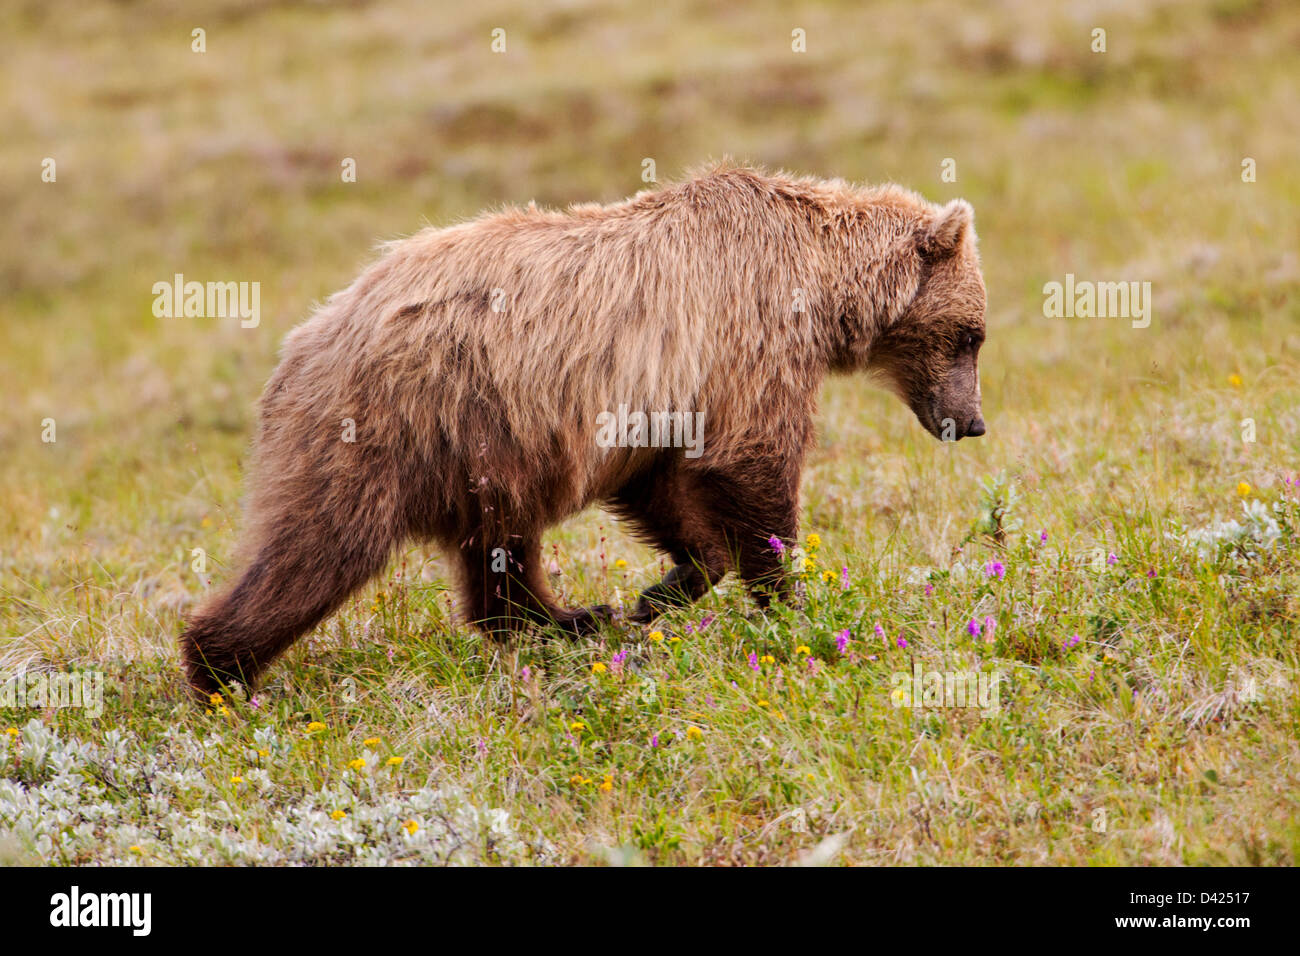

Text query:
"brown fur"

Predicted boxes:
[[180, 162, 986, 695]]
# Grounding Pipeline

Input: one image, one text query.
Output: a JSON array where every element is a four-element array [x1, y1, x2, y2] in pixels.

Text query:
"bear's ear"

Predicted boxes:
[[919, 199, 974, 258]]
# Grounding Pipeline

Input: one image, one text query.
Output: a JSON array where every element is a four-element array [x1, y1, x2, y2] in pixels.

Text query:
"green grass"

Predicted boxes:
[[1, 0, 1298, 865]]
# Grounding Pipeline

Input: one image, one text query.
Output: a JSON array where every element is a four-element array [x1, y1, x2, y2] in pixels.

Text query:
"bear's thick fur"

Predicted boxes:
[[180, 163, 987, 695]]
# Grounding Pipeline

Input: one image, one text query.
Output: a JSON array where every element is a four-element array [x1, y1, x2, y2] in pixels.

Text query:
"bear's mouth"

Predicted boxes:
[[920, 397, 946, 440], [918, 398, 984, 441]]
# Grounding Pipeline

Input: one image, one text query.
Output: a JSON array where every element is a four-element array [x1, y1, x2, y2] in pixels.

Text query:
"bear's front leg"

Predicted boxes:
[[616, 462, 801, 624], [628, 561, 721, 623], [706, 466, 800, 610], [457, 535, 612, 637]]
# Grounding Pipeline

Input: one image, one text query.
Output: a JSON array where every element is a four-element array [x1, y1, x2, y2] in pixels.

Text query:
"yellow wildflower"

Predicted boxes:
[[760, 654, 775, 665], [208, 692, 223, 706], [591, 662, 607, 674], [570, 721, 586, 732], [230, 775, 243, 784], [796, 645, 811, 655], [648, 630, 664, 643], [1237, 481, 1251, 497], [386, 756, 403, 767], [404, 820, 419, 835], [614, 559, 628, 569], [1228, 373, 1243, 388], [306, 721, 326, 733], [348, 758, 366, 771], [330, 809, 346, 820], [363, 737, 380, 747], [599, 774, 613, 792], [686, 726, 703, 740], [806, 533, 821, 550]]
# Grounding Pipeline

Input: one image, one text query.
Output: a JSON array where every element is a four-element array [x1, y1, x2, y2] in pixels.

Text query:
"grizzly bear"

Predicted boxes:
[[180, 163, 987, 696]]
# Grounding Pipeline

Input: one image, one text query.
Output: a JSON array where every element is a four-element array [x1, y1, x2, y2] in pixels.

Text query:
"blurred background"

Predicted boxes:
[[1, 0, 1297, 653]]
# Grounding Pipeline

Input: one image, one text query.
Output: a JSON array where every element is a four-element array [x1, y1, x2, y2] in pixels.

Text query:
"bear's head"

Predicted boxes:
[[868, 198, 987, 442]]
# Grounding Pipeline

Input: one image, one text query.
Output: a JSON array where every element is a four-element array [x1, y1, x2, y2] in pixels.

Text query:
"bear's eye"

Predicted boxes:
[[960, 332, 979, 351]]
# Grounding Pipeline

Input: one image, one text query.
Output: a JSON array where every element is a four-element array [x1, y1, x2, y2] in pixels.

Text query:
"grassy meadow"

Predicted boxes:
[[1, 0, 1298, 865]]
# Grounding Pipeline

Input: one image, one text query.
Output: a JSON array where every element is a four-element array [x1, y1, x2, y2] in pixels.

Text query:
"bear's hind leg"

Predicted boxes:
[[180, 520, 398, 697], [181, 455, 410, 697]]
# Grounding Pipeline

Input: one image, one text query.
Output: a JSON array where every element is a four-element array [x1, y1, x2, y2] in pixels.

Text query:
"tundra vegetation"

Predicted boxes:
[[1, 0, 1297, 864]]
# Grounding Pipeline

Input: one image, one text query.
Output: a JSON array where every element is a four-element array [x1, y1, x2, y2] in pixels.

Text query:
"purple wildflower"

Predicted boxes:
[[836, 629, 850, 654], [1039, 529, 1048, 544], [768, 536, 785, 555], [1063, 634, 1082, 651], [840, 565, 850, 590], [924, 583, 934, 597], [748, 651, 760, 672], [896, 636, 908, 649], [1106, 553, 1118, 566], [650, 732, 660, 748], [967, 618, 982, 638], [984, 560, 1006, 580], [520, 665, 531, 682]]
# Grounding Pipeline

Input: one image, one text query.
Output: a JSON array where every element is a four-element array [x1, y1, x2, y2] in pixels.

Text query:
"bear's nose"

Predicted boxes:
[[966, 416, 986, 437]]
